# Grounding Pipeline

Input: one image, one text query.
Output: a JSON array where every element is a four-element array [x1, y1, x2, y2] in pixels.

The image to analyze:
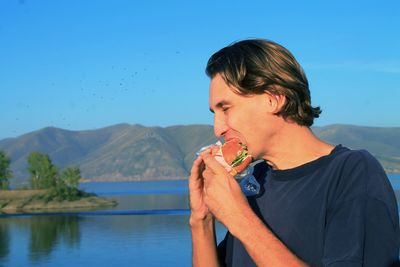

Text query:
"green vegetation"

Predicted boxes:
[[27, 152, 89, 201], [0, 151, 116, 213], [41, 166, 94, 202], [1, 150, 91, 201], [28, 152, 58, 189], [34, 187, 94, 202], [0, 150, 12, 189]]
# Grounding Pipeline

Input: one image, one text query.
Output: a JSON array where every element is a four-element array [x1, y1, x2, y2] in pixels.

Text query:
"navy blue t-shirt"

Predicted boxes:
[[218, 145, 400, 267]]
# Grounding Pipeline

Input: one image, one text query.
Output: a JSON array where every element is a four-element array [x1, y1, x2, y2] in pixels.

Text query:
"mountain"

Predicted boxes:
[[0, 124, 399, 186], [312, 124, 400, 173], [0, 124, 216, 186]]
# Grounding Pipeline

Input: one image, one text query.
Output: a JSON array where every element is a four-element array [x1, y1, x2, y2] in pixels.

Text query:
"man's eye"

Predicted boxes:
[[222, 106, 229, 112]]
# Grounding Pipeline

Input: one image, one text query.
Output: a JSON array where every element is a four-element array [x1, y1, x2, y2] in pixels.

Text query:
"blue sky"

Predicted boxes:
[[1, 0, 399, 140]]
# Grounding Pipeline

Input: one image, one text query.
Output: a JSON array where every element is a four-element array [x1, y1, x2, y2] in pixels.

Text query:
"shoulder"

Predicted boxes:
[[327, 145, 398, 219], [327, 145, 387, 183], [324, 146, 387, 204], [333, 146, 390, 186]]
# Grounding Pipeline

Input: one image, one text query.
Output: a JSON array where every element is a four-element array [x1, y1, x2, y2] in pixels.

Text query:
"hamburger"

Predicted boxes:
[[211, 139, 253, 176]]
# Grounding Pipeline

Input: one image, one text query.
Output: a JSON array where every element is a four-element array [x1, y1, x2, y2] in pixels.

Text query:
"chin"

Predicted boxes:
[[248, 148, 263, 161]]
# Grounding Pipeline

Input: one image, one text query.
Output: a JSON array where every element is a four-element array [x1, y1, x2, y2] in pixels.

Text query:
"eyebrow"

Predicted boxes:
[[209, 101, 228, 113]]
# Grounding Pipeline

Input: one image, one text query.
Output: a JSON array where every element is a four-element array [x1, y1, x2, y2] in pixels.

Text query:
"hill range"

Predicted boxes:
[[0, 124, 399, 187]]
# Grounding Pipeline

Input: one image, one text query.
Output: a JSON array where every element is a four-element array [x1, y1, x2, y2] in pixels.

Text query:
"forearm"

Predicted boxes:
[[190, 215, 220, 267], [230, 209, 308, 267]]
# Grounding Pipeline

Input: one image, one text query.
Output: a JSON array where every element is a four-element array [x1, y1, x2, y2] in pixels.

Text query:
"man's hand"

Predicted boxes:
[[189, 154, 212, 225], [200, 149, 252, 234], [189, 152, 220, 267]]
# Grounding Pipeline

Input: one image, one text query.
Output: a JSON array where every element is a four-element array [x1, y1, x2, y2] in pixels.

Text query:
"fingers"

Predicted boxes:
[[210, 145, 220, 156], [201, 151, 229, 175], [189, 156, 205, 190], [190, 155, 204, 175], [190, 155, 204, 178], [229, 168, 238, 176]]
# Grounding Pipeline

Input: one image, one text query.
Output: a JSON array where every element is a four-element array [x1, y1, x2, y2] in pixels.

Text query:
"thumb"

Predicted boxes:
[[201, 151, 230, 175]]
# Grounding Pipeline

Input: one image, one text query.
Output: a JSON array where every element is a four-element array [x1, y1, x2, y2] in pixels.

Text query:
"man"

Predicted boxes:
[[189, 39, 400, 266]]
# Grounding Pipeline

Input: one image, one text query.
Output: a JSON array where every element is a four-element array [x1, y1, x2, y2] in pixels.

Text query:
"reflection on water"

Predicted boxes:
[[0, 222, 10, 260], [1, 213, 214, 267], [0, 217, 82, 264], [0, 192, 204, 267], [28, 216, 81, 262]]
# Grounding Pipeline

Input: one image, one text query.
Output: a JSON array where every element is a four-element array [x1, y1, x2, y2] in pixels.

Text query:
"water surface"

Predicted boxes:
[[0, 180, 226, 267], [1, 176, 399, 267]]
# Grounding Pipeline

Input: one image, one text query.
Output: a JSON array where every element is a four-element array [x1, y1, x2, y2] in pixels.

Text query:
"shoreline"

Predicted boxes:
[[0, 189, 117, 214], [12, 173, 400, 185]]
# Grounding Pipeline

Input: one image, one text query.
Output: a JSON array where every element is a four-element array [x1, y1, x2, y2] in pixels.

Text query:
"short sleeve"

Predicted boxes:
[[322, 196, 365, 266]]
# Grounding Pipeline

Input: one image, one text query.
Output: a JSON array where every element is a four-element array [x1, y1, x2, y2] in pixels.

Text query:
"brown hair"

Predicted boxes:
[[205, 39, 321, 127]]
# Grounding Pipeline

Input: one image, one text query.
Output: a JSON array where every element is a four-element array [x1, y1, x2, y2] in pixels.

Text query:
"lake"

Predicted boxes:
[[0, 180, 227, 267], [1, 174, 399, 267]]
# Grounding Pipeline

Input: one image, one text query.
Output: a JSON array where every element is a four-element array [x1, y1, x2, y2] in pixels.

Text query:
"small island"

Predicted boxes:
[[0, 189, 117, 214], [0, 151, 117, 214]]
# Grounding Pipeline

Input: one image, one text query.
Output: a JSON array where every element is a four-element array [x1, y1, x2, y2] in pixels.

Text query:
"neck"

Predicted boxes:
[[263, 123, 334, 170]]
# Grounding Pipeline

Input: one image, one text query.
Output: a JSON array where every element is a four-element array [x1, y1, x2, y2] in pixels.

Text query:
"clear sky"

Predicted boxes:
[[1, 0, 399, 140]]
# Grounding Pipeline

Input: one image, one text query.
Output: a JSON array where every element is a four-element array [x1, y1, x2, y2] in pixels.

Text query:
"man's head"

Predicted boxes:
[[206, 39, 321, 127]]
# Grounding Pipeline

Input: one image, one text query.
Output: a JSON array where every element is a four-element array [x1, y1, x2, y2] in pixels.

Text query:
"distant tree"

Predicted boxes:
[[0, 150, 13, 190], [50, 166, 83, 200], [58, 167, 81, 189], [26, 153, 88, 201], [27, 152, 58, 189]]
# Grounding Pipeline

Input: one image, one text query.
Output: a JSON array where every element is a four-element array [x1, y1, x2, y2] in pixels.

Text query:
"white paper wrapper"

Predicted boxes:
[[196, 141, 222, 156]]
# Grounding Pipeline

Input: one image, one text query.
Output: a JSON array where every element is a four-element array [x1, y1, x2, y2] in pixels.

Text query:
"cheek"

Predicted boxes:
[[226, 113, 245, 132], [227, 113, 254, 140], [237, 115, 265, 156]]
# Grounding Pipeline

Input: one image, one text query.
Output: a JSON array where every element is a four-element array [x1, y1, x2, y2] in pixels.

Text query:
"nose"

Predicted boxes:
[[213, 113, 228, 138]]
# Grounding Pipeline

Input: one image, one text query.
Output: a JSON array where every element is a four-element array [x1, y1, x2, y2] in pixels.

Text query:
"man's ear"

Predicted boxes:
[[266, 93, 286, 113]]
